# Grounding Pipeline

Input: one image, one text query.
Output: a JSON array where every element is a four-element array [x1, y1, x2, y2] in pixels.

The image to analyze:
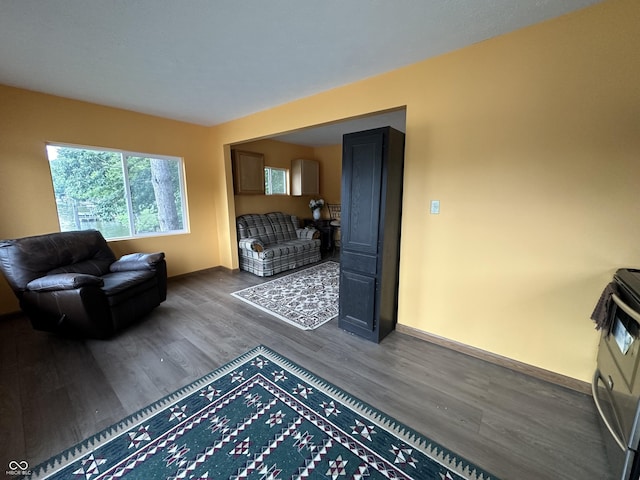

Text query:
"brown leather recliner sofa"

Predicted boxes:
[[0, 229, 167, 339]]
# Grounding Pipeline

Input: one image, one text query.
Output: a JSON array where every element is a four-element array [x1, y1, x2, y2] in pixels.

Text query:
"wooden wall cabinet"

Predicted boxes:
[[291, 158, 319, 196], [232, 150, 265, 195], [338, 127, 405, 343]]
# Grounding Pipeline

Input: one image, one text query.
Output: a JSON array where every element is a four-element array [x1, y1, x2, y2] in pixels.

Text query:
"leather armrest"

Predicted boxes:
[[26, 273, 104, 292], [239, 238, 264, 252], [110, 252, 165, 272]]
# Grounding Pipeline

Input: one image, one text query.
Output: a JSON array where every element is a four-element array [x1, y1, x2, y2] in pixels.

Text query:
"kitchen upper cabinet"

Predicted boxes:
[[232, 150, 265, 195], [291, 158, 319, 196]]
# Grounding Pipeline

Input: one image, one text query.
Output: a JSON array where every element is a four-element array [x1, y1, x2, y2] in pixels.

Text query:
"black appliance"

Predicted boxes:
[[593, 268, 640, 480]]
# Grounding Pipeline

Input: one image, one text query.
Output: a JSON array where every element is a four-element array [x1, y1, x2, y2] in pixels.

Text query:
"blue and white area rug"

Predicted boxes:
[[231, 262, 339, 330], [29, 346, 498, 480]]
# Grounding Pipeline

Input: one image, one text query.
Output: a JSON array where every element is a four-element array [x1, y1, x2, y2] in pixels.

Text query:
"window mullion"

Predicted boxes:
[[121, 154, 136, 236]]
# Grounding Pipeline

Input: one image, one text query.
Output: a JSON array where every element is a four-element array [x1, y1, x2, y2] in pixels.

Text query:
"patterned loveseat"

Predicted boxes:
[[236, 212, 321, 276]]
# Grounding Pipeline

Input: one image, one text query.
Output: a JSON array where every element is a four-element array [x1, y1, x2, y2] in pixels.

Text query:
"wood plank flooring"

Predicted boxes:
[[0, 262, 613, 479]]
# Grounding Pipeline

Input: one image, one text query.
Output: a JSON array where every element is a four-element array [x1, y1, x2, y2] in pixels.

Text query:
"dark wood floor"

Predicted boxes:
[[0, 262, 612, 479]]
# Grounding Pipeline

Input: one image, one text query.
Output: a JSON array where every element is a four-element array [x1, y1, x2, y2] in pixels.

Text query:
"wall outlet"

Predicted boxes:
[[430, 200, 440, 214]]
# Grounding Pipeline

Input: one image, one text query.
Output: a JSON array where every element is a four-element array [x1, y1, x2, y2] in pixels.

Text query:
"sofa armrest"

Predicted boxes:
[[110, 252, 165, 272], [26, 273, 104, 292], [239, 237, 265, 252], [296, 228, 320, 240]]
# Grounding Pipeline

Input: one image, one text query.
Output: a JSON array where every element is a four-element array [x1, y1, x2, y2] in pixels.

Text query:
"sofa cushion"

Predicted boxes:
[[250, 239, 320, 260], [265, 212, 298, 242], [101, 270, 159, 308], [284, 239, 320, 253], [48, 258, 113, 276], [237, 214, 279, 245], [101, 270, 156, 297]]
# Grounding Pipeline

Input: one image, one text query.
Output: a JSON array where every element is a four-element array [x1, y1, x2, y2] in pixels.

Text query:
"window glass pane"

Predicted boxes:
[[127, 156, 185, 234], [47, 145, 188, 240], [48, 146, 130, 238], [264, 167, 288, 195]]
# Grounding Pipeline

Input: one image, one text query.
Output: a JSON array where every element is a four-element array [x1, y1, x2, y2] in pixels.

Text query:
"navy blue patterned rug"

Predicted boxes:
[[29, 346, 498, 480]]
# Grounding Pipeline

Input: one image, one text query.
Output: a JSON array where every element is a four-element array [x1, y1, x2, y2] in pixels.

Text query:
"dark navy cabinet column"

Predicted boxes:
[[339, 126, 405, 343]]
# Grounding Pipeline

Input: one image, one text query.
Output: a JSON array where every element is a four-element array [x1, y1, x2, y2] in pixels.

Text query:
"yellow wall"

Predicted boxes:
[[314, 144, 343, 210], [231, 139, 343, 222], [232, 139, 316, 221], [1, 0, 637, 383], [211, 0, 640, 382], [0, 85, 220, 313]]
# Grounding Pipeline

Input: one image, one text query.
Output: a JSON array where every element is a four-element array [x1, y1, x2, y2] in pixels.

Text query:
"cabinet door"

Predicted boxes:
[[291, 159, 319, 196], [232, 150, 265, 195], [339, 270, 377, 334], [340, 134, 383, 254]]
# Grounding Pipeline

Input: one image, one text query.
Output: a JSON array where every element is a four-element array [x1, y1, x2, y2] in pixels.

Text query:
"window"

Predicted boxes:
[[264, 167, 288, 195], [46, 144, 188, 240]]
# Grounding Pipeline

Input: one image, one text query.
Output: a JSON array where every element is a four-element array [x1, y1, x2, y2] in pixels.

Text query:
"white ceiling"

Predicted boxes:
[[0, 0, 602, 145]]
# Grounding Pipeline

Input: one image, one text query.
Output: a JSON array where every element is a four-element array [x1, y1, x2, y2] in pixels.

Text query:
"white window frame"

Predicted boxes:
[[264, 166, 289, 195], [46, 142, 190, 240]]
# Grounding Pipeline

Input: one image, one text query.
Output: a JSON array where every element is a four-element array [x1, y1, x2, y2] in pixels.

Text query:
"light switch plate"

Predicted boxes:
[[430, 200, 440, 214]]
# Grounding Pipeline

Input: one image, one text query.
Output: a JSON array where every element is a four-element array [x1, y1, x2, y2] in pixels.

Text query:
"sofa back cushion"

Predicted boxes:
[[265, 212, 298, 242], [236, 212, 301, 246], [0, 230, 116, 292], [236, 214, 278, 245]]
